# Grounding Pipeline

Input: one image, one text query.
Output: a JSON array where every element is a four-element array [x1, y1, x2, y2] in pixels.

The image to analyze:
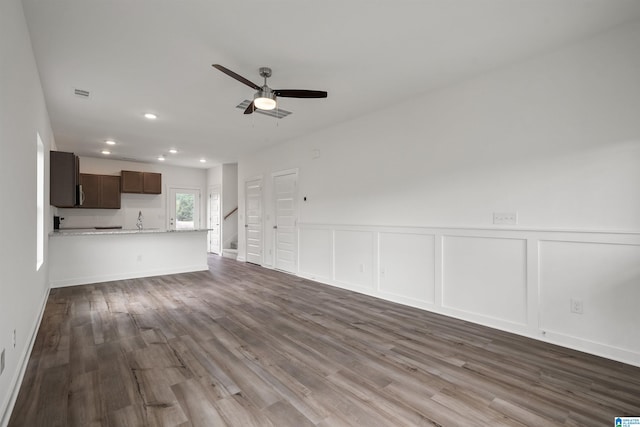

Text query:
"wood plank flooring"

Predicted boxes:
[[9, 255, 640, 426]]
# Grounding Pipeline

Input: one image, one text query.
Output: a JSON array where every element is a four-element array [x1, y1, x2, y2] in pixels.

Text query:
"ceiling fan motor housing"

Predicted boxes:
[[256, 86, 275, 99]]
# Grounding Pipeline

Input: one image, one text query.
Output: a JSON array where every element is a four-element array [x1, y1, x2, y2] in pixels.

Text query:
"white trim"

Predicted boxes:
[[271, 168, 299, 274], [271, 168, 299, 178], [243, 176, 264, 266], [245, 174, 264, 184], [298, 222, 640, 236], [207, 185, 222, 255], [1, 287, 50, 427]]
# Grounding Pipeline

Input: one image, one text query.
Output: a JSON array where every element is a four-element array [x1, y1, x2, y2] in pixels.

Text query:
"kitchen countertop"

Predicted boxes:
[[50, 228, 210, 237]]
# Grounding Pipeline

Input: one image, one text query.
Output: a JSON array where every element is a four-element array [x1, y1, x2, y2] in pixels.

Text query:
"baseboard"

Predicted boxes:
[[0, 287, 50, 427], [50, 264, 209, 288]]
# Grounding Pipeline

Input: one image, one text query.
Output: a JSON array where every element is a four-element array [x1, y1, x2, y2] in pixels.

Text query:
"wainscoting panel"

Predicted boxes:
[[378, 232, 435, 304], [298, 227, 333, 282], [297, 223, 640, 366], [442, 235, 528, 326], [539, 240, 640, 354], [334, 230, 375, 290]]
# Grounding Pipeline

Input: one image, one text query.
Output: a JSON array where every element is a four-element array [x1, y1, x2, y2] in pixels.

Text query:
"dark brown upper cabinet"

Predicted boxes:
[[120, 170, 143, 193], [121, 170, 162, 194], [143, 172, 162, 194], [79, 174, 121, 209], [50, 151, 79, 207]]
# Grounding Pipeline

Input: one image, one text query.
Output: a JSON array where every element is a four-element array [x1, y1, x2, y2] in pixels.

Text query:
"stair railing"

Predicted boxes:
[[223, 206, 238, 221]]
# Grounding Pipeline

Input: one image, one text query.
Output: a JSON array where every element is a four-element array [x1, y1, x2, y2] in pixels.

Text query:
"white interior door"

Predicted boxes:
[[273, 171, 298, 273], [168, 187, 200, 230], [208, 187, 221, 254], [245, 179, 262, 265]]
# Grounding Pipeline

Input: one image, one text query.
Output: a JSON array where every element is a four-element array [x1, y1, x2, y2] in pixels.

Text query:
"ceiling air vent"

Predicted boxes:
[[74, 88, 90, 98], [236, 100, 291, 119]]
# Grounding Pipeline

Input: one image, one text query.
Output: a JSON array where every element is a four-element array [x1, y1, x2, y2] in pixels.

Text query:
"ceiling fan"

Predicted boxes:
[[212, 64, 327, 115]]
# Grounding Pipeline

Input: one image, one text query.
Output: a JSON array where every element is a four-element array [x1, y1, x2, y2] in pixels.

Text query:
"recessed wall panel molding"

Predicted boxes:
[[539, 240, 640, 354], [296, 223, 640, 365], [379, 232, 435, 304], [442, 235, 528, 325], [334, 230, 375, 290], [298, 227, 334, 281]]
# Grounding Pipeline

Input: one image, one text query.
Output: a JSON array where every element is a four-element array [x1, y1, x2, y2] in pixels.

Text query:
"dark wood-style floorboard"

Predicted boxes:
[[9, 255, 640, 426]]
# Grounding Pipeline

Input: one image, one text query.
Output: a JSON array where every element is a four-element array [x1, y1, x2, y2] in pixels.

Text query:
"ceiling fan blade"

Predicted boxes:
[[243, 101, 255, 114], [274, 89, 328, 98], [212, 64, 261, 90]]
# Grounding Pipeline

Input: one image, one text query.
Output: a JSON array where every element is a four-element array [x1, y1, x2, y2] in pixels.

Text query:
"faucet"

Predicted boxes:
[[136, 211, 143, 230]]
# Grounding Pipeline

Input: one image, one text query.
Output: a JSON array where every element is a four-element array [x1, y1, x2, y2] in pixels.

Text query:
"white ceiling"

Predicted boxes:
[[22, 0, 640, 168]]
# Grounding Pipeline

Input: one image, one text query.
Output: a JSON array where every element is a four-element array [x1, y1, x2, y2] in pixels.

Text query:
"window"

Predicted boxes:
[[36, 133, 44, 270], [176, 192, 195, 229], [168, 187, 200, 230]]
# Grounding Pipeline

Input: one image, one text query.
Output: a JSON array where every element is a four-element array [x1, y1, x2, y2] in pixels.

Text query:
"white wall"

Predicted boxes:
[[207, 164, 223, 188], [0, 0, 55, 423], [57, 157, 207, 230], [238, 21, 640, 365]]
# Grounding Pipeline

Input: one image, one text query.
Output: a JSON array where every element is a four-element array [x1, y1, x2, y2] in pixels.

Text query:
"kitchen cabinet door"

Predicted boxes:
[[80, 174, 100, 208], [143, 172, 161, 194], [50, 151, 78, 207], [80, 174, 121, 209], [101, 175, 121, 208], [121, 170, 143, 193]]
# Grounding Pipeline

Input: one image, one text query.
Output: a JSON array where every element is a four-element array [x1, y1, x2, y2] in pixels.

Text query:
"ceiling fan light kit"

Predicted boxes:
[[212, 64, 327, 116], [254, 88, 276, 111]]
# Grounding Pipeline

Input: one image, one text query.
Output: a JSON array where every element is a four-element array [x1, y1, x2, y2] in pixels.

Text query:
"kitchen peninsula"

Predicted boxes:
[[49, 228, 209, 287]]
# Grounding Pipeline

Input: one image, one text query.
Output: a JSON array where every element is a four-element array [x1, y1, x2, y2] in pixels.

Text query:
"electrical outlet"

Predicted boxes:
[[493, 212, 518, 225], [570, 298, 584, 314], [359, 264, 365, 273], [12, 329, 16, 348], [1, 349, 5, 376]]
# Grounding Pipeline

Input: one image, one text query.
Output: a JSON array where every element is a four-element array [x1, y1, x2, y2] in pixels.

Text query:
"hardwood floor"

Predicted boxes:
[[9, 255, 640, 426]]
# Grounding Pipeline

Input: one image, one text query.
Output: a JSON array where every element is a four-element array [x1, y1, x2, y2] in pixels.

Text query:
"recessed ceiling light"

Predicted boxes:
[[158, 156, 165, 161], [144, 113, 157, 120], [105, 140, 116, 145], [101, 150, 111, 155], [169, 149, 178, 154], [199, 158, 206, 163]]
